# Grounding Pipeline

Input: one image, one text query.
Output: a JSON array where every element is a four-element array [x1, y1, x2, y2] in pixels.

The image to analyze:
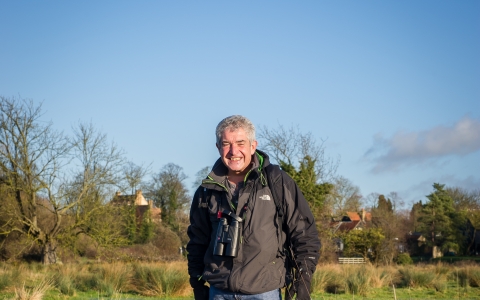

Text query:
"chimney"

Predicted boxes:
[[361, 208, 365, 222], [115, 191, 121, 197]]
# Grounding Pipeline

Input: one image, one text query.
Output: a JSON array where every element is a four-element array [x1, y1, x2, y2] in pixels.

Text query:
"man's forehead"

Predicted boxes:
[[221, 127, 245, 135], [221, 128, 248, 140]]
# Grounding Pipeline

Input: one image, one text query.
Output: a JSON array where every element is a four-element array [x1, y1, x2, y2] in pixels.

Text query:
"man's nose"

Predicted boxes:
[[228, 144, 239, 155]]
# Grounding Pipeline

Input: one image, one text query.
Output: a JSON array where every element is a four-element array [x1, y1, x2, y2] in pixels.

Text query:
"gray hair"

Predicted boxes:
[[216, 115, 256, 145]]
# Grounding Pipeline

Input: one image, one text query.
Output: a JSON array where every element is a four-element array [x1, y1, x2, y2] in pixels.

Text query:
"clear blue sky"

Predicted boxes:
[[1, 1, 479, 209]]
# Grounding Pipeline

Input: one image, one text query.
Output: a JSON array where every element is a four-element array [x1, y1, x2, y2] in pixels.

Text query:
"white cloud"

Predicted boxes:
[[401, 174, 480, 206], [364, 116, 480, 173]]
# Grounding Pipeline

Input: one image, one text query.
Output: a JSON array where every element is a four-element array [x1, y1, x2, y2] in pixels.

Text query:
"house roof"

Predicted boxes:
[[111, 190, 148, 206], [337, 220, 361, 231], [346, 211, 372, 222], [347, 212, 361, 221]]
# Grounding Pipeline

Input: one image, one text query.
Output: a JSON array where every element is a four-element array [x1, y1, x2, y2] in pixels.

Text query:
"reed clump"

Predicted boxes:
[[344, 266, 371, 297], [311, 264, 344, 294], [398, 265, 436, 288], [454, 264, 480, 288], [131, 262, 190, 297], [13, 279, 53, 300]]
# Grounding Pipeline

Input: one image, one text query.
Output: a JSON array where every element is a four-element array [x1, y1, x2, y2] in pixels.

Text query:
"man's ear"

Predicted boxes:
[[250, 140, 258, 154]]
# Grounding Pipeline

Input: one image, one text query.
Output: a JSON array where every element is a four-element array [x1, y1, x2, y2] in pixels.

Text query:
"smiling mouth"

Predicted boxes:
[[230, 158, 241, 161]]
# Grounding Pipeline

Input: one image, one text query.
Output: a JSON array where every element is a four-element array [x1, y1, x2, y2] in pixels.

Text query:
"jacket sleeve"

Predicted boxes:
[[186, 187, 211, 278], [282, 172, 321, 274]]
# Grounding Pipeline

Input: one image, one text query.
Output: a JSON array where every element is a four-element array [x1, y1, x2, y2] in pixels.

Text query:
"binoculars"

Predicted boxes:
[[213, 211, 242, 257]]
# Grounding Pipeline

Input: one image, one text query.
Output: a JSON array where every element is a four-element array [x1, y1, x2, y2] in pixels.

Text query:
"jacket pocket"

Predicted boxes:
[[237, 257, 285, 294]]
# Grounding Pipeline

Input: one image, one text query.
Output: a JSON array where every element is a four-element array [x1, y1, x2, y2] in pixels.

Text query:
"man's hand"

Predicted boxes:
[[190, 277, 209, 300], [295, 281, 310, 300], [294, 270, 312, 300]]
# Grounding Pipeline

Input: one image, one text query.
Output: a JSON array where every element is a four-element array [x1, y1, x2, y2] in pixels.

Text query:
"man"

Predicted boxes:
[[187, 115, 320, 300]]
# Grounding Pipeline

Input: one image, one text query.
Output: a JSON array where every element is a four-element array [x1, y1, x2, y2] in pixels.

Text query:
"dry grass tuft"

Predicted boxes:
[[13, 279, 53, 300]]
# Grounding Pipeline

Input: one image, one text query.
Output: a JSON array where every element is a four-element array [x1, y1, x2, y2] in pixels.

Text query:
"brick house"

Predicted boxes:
[[111, 190, 161, 224]]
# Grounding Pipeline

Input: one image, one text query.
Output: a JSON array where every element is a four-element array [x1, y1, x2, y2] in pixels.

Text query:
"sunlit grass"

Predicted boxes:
[[0, 261, 478, 299]]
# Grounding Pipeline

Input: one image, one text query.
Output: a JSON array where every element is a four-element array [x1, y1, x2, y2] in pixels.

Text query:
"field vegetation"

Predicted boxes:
[[0, 260, 480, 299]]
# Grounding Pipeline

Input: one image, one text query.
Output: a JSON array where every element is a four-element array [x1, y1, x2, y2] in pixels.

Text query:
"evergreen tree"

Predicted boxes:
[[280, 155, 333, 218], [377, 195, 393, 213], [417, 183, 460, 255]]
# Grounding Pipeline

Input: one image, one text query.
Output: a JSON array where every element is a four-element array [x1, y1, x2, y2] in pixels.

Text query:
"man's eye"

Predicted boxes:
[[222, 143, 230, 147]]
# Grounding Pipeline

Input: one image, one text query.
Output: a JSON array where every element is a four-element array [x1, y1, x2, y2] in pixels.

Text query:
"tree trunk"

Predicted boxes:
[[42, 240, 58, 265]]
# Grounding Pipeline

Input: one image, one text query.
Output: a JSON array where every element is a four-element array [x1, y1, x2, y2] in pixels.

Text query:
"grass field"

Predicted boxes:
[[0, 261, 479, 299]]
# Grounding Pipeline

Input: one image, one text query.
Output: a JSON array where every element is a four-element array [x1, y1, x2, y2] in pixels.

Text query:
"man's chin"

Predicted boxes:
[[227, 165, 245, 174]]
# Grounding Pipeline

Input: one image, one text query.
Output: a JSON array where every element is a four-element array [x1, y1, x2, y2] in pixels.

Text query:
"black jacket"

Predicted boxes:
[[187, 150, 320, 294]]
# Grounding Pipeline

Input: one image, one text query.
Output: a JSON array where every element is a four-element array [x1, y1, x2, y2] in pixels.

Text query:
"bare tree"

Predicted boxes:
[[123, 161, 151, 194], [60, 122, 128, 252], [326, 176, 362, 216], [0, 97, 129, 263], [258, 124, 339, 183], [386, 191, 404, 212], [192, 166, 211, 189], [364, 192, 381, 211], [0, 96, 70, 264]]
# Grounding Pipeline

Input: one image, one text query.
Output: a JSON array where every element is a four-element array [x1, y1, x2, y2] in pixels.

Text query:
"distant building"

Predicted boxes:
[[330, 209, 372, 254], [111, 190, 161, 224], [330, 208, 371, 234]]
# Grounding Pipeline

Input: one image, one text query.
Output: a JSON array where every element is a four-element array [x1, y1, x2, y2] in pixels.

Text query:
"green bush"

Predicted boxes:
[[396, 253, 413, 265]]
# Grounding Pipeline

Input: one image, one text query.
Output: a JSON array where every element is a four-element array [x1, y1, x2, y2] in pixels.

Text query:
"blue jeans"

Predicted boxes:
[[209, 286, 282, 300]]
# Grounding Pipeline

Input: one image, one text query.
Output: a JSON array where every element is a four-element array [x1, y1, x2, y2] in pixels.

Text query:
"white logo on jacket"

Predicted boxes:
[[259, 195, 271, 201]]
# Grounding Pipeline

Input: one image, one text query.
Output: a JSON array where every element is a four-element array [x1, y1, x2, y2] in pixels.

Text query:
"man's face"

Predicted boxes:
[[216, 127, 258, 176]]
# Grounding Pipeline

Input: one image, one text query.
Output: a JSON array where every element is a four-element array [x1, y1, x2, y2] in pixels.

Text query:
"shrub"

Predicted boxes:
[[132, 263, 189, 297], [370, 266, 397, 288], [396, 253, 413, 265], [100, 263, 132, 292], [14, 279, 53, 300], [469, 267, 480, 287], [345, 270, 370, 296], [456, 268, 470, 287], [0, 264, 21, 291], [311, 269, 329, 293], [432, 277, 447, 293], [153, 225, 183, 257], [318, 265, 345, 294], [56, 275, 76, 296], [399, 267, 435, 288], [324, 272, 345, 295], [75, 272, 103, 292], [433, 262, 450, 276]]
